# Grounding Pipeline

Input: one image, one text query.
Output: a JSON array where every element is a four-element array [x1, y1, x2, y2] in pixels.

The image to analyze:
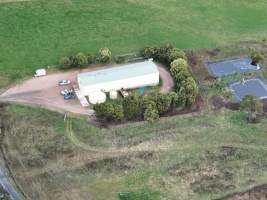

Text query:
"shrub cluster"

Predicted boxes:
[[59, 48, 112, 69], [250, 52, 264, 66], [94, 93, 178, 123], [93, 101, 124, 122], [141, 45, 198, 106], [141, 44, 187, 65], [170, 58, 198, 106]]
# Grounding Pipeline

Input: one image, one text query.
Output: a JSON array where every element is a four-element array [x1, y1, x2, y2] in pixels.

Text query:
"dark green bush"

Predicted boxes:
[[122, 94, 142, 120], [75, 52, 88, 67], [93, 102, 124, 122], [144, 104, 159, 123], [86, 53, 96, 64], [59, 57, 71, 68], [251, 52, 264, 66], [151, 93, 172, 115]]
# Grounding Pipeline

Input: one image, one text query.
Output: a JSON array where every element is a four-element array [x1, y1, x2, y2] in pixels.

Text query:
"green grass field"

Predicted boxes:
[[0, 0, 267, 87]]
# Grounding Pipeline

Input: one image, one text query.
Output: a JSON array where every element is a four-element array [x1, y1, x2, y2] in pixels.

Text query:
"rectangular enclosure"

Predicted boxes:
[[207, 58, 260, 77], [229, 78, 267, 101]]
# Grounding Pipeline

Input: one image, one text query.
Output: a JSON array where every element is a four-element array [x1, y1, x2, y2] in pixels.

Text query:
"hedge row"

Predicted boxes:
[[94, 92, 178, 123], [140, 44, 187, 66], [141, 45, 198, 106], [59, 47, 112, 69]]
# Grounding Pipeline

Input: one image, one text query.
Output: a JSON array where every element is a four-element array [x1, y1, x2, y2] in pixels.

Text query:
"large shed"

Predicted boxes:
[[77, 60, 159, 97]]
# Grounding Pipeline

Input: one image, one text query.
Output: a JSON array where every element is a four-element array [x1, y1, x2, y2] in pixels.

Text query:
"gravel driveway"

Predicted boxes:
[[0, 64, 174, 115]]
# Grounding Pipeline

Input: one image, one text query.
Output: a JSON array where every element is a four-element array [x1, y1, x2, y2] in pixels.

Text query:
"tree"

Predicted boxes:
[[141, 46, 159, 59], [170, 59, 191, 83], [87, 53, 96, 64], [179, 77, 198, 106], [170, 58, 188, 69], [94, 102, 124, 122], [170, 59, 190, 80], [168, 91, 179, 109], [144, 104, 159, 123], [251, 52, 264, 66], [240, 95, 263, 123], [112, 103, 124, 121], [59, 57, 71, 68], [98, 48, 112, 63], [69, 55, 79, 68], [122, 94, 142, 120], [75, 52, 88, 67], [141, 44, 174, 64], [168, 48, 187, 63], [152, 93, 172, 115]]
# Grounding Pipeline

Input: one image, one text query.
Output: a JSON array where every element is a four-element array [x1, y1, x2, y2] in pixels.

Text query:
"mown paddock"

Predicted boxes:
[[0, 0, 267, 87]]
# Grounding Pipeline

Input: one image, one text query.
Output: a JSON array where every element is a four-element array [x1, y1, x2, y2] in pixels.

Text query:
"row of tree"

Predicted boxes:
[[141, 45, 198, 107], [94, 92, 179, 123], [141, 44, 187, 66], [59, 48, 112, 69]]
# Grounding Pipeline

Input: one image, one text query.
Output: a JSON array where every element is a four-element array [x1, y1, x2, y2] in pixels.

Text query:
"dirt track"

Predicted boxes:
[[0, 63, 174, 115]]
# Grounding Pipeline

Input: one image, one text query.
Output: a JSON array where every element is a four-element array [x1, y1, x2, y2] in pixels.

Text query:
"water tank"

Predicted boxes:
[[88, 92, 106, 104], [109, 90, 118, 99]]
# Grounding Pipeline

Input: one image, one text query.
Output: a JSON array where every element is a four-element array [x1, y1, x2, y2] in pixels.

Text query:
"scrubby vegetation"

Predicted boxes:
[[251, 52, 264, 66], [240, 95, 263, 123], [59, 47, 112, 69], [2, 104, 267, 200]]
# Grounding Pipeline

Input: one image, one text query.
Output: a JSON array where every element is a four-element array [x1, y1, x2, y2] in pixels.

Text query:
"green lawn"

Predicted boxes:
[[0, 0, 267, 87]]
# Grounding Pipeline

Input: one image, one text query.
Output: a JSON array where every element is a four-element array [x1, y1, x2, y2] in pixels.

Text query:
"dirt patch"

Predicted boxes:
[[210, 96, 226, 110], [168, 146, 241, 193], [157, 63, 175, 94], [82, 151, 154, 173], [218, 184, 267, 200]]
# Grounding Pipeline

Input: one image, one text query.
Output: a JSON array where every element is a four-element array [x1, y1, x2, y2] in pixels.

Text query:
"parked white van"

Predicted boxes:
[[34, 69, 46, 77]]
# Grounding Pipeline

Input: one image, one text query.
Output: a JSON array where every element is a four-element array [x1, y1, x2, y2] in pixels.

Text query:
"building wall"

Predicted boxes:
[[79, 72, 159, 96]]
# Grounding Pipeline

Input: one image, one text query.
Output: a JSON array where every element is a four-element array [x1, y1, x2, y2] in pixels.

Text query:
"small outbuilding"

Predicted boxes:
[[77, 60, 159, 103]]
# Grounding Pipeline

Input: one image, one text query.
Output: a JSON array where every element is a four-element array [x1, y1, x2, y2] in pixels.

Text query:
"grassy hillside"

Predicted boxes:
[[2, 104, 267, 200], [0, 0, 267, 87]]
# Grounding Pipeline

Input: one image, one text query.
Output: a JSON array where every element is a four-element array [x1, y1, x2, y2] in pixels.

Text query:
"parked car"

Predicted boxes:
[[120, 89, 129, 98], [58, 80, 71, 86], [60, 89, 73, 96], [34, 69, 46, 77], [64, 93, 76, 100]]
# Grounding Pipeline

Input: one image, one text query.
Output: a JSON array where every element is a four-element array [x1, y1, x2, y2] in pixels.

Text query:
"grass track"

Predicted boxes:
[[0, 0, 267, 86]]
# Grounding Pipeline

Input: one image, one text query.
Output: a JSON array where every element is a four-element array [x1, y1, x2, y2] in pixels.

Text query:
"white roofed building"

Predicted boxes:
[[77, 60, 159, 102]]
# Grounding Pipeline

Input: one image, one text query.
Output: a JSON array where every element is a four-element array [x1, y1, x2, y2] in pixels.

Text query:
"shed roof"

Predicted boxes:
[[78, 60, 159, 86]]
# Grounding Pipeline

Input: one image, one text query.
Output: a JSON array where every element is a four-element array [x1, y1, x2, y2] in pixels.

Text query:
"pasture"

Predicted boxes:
[[0, 0, 267, 87], [2, 104, 267, 200]]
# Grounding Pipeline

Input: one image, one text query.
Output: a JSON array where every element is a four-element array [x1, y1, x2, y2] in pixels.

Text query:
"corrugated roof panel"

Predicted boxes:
[[78, 60, 158, 86]]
